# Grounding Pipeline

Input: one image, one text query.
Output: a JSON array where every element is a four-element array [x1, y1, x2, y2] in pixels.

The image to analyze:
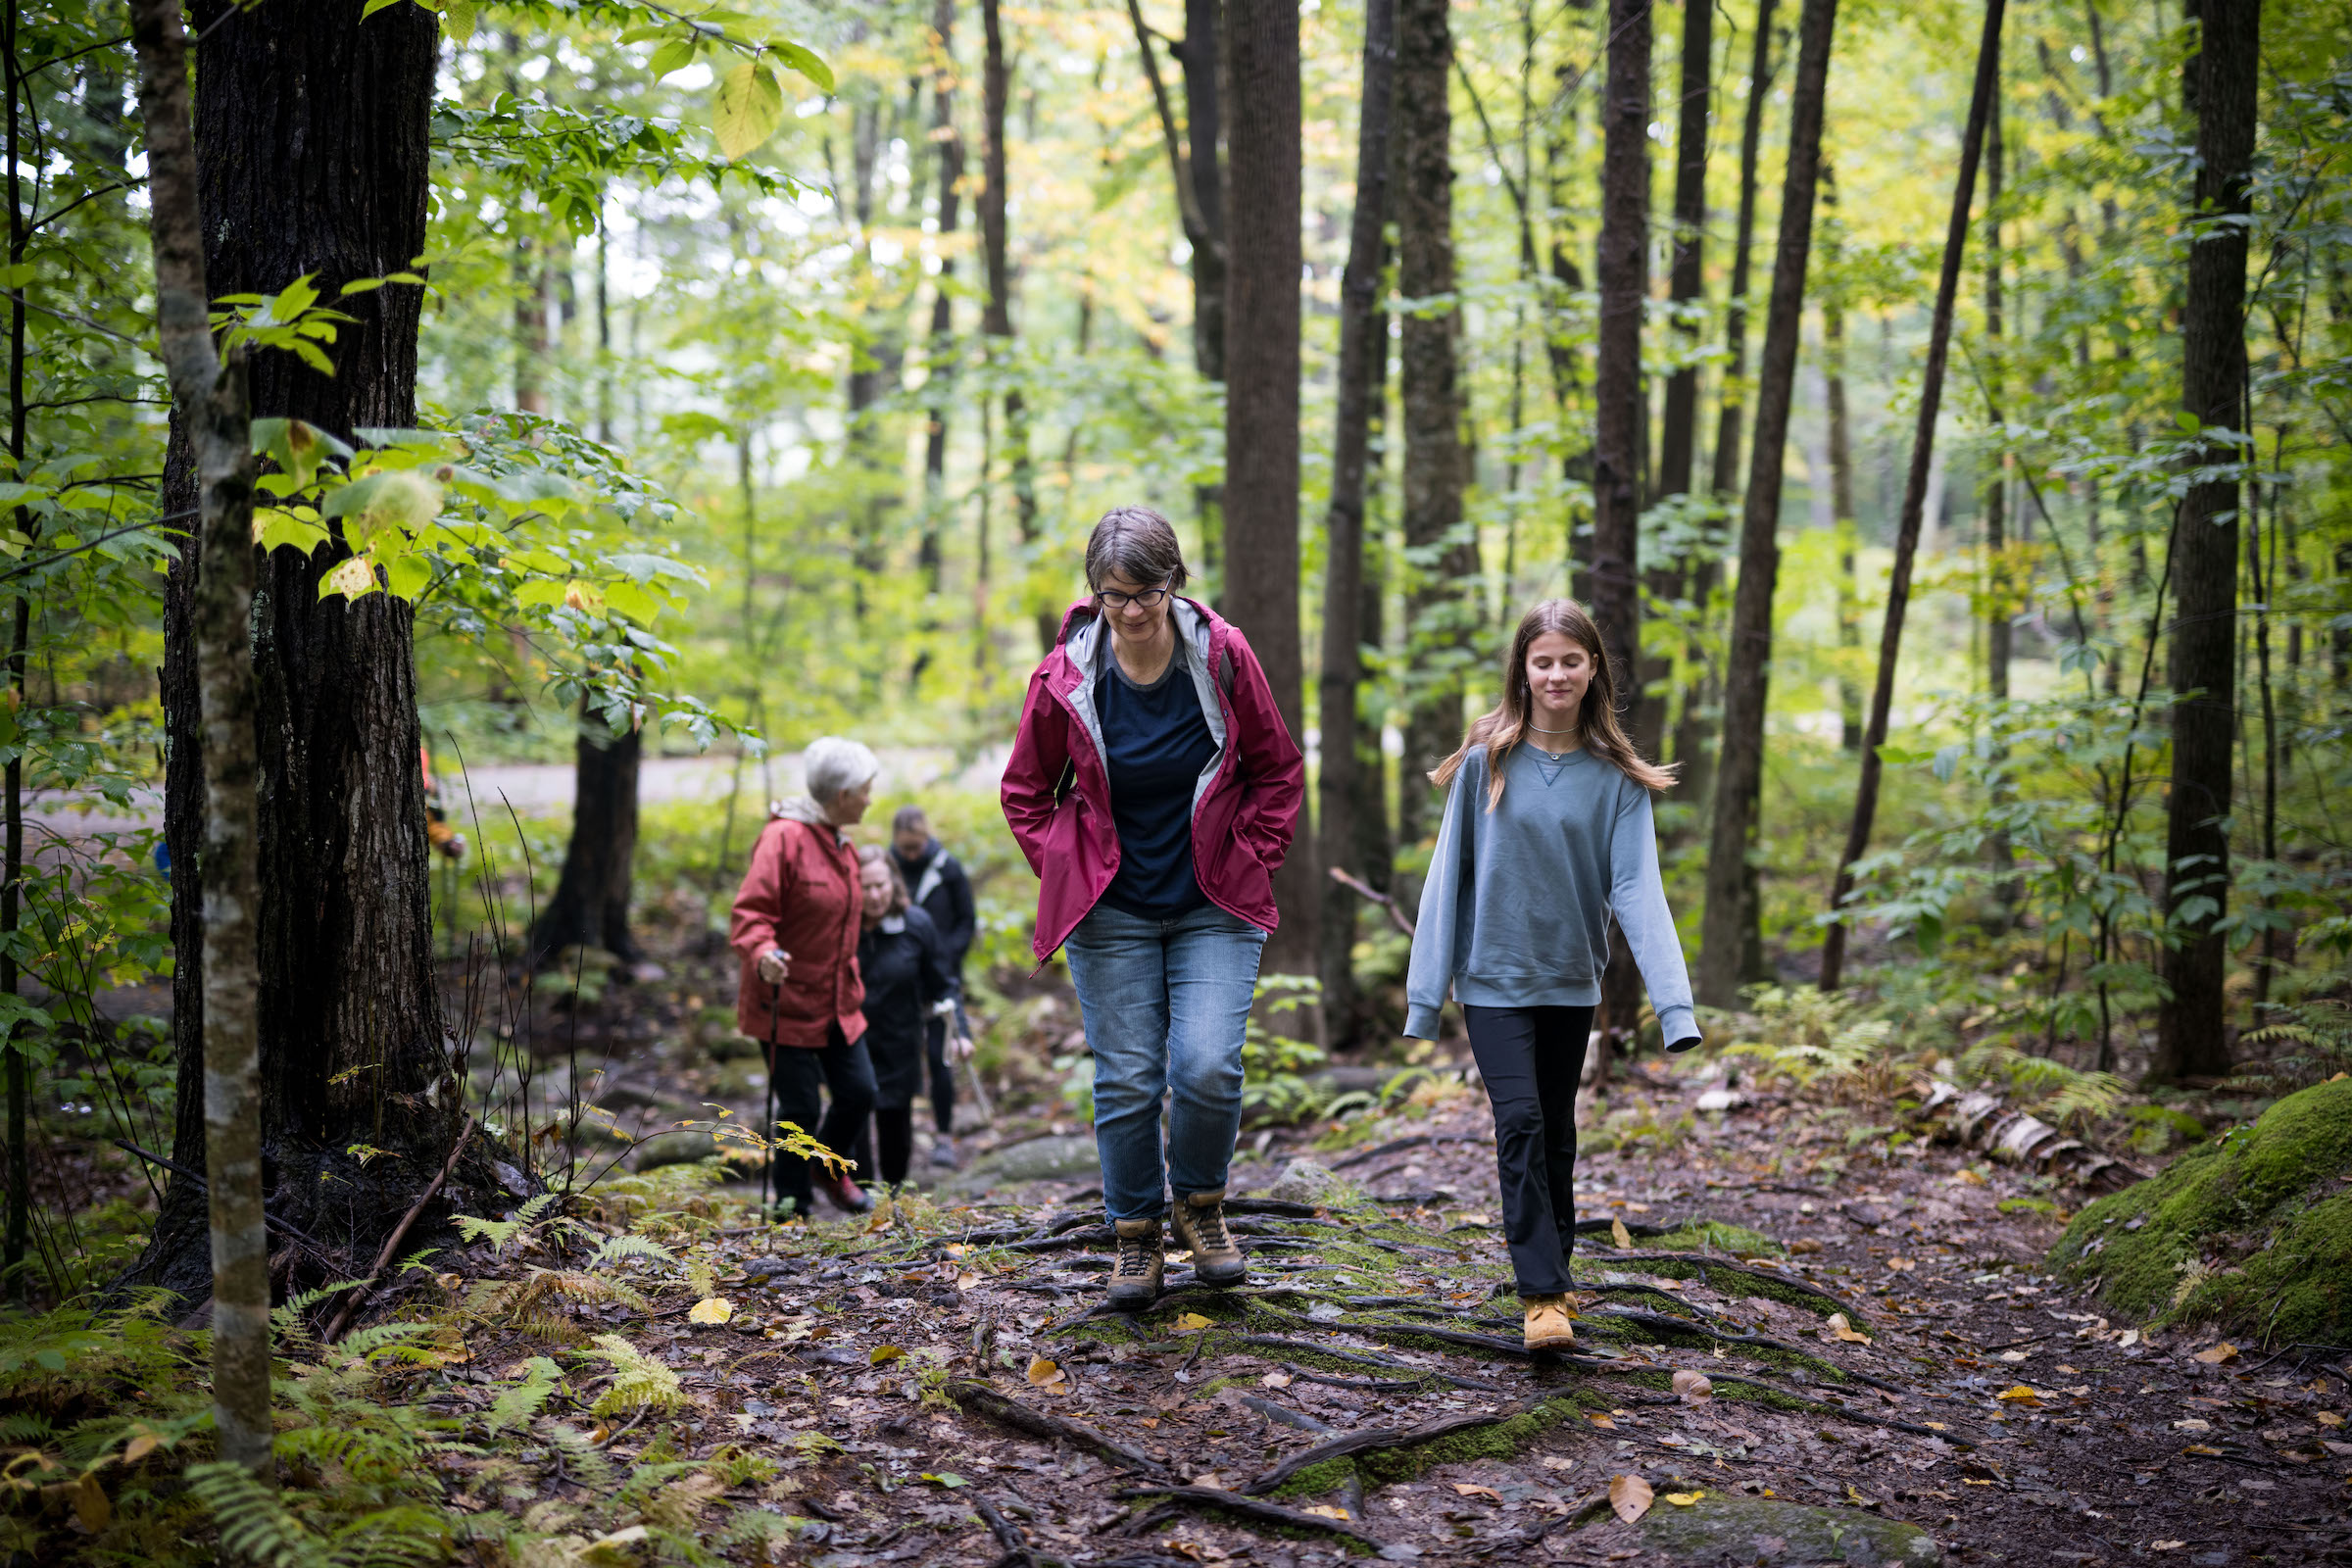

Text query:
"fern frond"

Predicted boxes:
[[488, 1357, 564, 1433], [587, 1233, 678, 1269], [189, 1459, 332, 1568], [580, 1333, 685, 1416], [540, 1420, 618, 1490], [717, 1505, 811, 1550]]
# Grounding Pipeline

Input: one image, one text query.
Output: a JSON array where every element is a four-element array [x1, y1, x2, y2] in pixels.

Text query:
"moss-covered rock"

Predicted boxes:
[[1596, 1492, 1939, 1566], [2048, 1076, 2352, 1345]]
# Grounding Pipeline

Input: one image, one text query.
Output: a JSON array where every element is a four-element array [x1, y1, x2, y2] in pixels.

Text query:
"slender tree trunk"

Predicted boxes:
[[2150, 0, 2258, 1083], [529, 710, 644, 969], [1815, 0, 2006, 994], [1, 0, 28, 1298], [1674, 0, 1778, 818], [978, 0, 1050, 659], [1825, 260, 1862, 751], [1176, 0, 1226, 382], [1649, 0, 1712, 761], [1695, 0, 1838, 1007], [1981, 88, 2018, 923], [1395, 0, 1469, 871], [1222, 0, 1315, 1012], [1318, 0, 1396, 1046], [130, 0, 268, 1471], [920, 0, 961, 594], [128, 0, 461, 1307]]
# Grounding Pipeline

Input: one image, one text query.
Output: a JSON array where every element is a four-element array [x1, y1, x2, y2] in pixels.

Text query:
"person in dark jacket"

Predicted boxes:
[[850, 845, 958, 1189], [889, 806, 976, 1166]]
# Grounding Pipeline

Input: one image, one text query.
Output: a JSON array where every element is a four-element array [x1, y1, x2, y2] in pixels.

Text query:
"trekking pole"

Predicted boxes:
[[761, 977, 781, 1216], [958, 1037, 996, 1129]]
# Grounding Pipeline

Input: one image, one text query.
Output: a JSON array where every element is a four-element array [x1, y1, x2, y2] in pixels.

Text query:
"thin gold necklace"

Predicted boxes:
[[1527, 721, 1581, 760]]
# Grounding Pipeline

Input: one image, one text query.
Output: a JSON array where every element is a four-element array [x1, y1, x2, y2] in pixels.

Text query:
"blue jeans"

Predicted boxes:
[[1064, 901, 1267, 1222]]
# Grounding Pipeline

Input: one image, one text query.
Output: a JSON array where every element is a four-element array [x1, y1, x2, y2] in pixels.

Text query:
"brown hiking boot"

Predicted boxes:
[[1522, 1295, 1577, 1351], [1105, 1218, 1165, 1310], [1170, 1189, 1247, 1287]]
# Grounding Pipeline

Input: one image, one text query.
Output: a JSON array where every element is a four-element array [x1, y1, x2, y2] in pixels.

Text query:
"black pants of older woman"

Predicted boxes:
[[766, 1023, 876, 1214]]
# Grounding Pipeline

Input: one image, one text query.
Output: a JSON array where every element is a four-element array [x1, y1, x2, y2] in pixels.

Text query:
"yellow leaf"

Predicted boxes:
[[2317, 1412, 2344, 1428], [1673, 1369, 1713, 1403], [2179, 1444, 2223, 1456], [1302, 1504, 1351, 1520], [1026, 1355, 1065, 1387], [1995, 1385, 2045, 1402], [956, 1270, 981, 1292], [1609, 1473, 1654, 1524], [74, 1473, 110, 1532], [1175, 1312, 1215, 1332], [687, 1297, 733, 1326], [122, 1432, 159, 1466], [712, 59, 785, 161], [1260, 1372, 1292, 1389], [870, 1345, 906, 1365], [1827, 1312, 1873, 1345], [1587, 1411, 1617, 1430], [322, 554, 378, 599], [2192, 1343, 2238, 1365], [1664, 1491, 1706, 1506], [1611, 1218, 1634, 1250]]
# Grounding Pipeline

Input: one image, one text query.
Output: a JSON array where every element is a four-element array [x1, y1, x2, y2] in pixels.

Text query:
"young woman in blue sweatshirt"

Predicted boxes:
[[1404, 600, 1701, 1352]]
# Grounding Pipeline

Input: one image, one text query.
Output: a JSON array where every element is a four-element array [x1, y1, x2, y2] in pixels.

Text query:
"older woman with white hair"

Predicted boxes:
[[730, 736, 883, 1216]]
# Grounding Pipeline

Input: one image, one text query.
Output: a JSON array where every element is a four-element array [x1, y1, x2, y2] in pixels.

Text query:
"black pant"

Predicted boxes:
[[766, 1025, 877, 1213], [1463, 1004, 1593, 1297], [924, 1014, 956, 1133]]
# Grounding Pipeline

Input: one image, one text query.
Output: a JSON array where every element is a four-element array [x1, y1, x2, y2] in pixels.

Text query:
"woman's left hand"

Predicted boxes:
[[952, 1034, 976, 1061]]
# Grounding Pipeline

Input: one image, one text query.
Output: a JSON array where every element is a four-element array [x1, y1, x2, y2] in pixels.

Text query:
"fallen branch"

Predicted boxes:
[[1328, 866, 1414, 938], [1239, 1394, 1331, 1433], [971, 1493, 1037, 1567], [325, 1114, 475, 1344], [1243, 1406, 1529, 1494], [946, 1379, 1168, 1474], [1114, 1484, 1394, 1552]]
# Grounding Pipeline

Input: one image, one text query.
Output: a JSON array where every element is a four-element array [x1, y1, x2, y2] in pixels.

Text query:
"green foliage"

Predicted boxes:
[[1720, 987, 1896, 1096], [1241, 973, 1329, 1124], [579, 1333, 687, 1416], [2230, 994, 2352, 1096]]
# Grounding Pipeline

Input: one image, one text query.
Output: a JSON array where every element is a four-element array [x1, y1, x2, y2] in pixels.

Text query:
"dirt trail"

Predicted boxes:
[[422, 1062, 2349, 1567]]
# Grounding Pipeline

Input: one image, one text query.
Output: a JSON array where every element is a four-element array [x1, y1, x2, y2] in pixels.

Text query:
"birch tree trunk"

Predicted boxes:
[[128, 0, 268, 1473], [1695, 0, 1839, 1007], [1815, 0, 2007, 995], [1318, 0, 1396, 1045]]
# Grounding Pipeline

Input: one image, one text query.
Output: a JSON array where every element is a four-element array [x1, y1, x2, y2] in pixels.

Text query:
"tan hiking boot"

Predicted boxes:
[[1522, 1295, 1577, 1351], [1105, 1218, 1165, 1309], [1170, 1189, 1247, 1287]]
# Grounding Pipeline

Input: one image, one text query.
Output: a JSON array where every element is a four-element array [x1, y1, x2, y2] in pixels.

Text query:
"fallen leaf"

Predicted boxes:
[[122, 1434, 159, 1466], [1140, 1417, 1159, 1429], [1026, 1355, 1066, 1389], [920, 1472, 968, 1488], [1454, 1483, 1504, 1501], [1827, 1313, 1873, 1346], [1789, 1238, 1823, 1254], [2316, 1411, 2344, 1428], [870, 1344, 906, 1365], [1610, 1473, 1654, 1524], [1542, 1455, 1576, 1471], [1664, 1491, 1706, 1506], [2180, 1445, 2223, 1456], [2193, 1344, 2238, 1365], [945, 1243, 967, 1257], [2117, 1328, 2140, 1348], [2172, 1419, 2211, 1432], [1587, 1411, 1618, 1430], [2151, 1543, 2186, 1552], [1302, 1504, 1351, 1520], [74, 1473, 109, 1532], [1612, 1218, 1635, 1250], [1190, 1473, 1228, 1490], [1260, 1372, 1293, 1389], [1886, 1257, 1916, 1272], [956, 1270, 981, 1292], [2056, 1364, 2079, 1375], [1995, 1386, 2045, 1403], [1999, 1350, 2032, 1363], [1924, 1422, 1947, 1431], [1175, 1312, 1216, 1332], [1673, 1369, 1713, 1403], [687, 1297, 734, 1326]]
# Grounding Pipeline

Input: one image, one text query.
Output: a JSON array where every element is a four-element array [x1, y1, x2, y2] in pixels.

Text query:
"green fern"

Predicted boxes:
[[2230, 998, 2352, 1094], [488, 1357, 564, 1432], [587, 1233, 678, 1269], [451, 1191, 562, 1252], [539, 1421, 618, 1490], [579, 1334, 686, 1417]]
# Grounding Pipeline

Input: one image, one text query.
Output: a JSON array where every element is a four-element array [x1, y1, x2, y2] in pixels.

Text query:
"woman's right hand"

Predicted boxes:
[[757, 948, 792, 985]]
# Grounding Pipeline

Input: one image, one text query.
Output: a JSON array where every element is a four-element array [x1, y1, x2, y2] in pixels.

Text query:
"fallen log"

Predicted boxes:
[[1914, 1079, 2148, 1192]]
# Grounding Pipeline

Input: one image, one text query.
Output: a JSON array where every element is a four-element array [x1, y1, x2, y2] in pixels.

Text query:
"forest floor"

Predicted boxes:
[[421, 1033, 2352, 1568]]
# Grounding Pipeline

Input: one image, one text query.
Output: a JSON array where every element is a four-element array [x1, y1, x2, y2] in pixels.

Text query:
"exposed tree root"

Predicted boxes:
[[1221, 1333, 1510, 1391], [1114, 1484, 1396, 1553], [1243, 1405, 1541, 1494], [1578, 1249, 1854, 1318], [946, 1379, 1169, 1473]]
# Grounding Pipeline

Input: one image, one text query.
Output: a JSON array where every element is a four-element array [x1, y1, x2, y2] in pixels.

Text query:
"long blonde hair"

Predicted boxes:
[[1432, 599, 1677, 809]]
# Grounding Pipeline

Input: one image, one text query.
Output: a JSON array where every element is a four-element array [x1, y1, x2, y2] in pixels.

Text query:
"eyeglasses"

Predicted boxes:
[[1097, 582, 1173, 611]]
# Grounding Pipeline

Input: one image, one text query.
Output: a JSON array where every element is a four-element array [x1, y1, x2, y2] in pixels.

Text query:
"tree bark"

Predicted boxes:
[[920, 0, 961, 594], [1673, 0, 1777, 820], [1981, 88, 2018, 923], [979, 0, 1051, 659], [1221, 0, 1314, 1006], [1824, 188, 1862, 753], [2, 0, 29, 1298], [1815, 0, 2006, 995], [2150, 0, 2258, 1083], [128, 0, 460, 1307], [1395, 0, 1470, 870], [1694, 0, 1838, 1007], [1646, 0, 1712, 763], [129, 0, 268, 1472], [528, 709, 644, 968], [1318, 0, 1396, 1046], [1176, 0, 1226, 382]]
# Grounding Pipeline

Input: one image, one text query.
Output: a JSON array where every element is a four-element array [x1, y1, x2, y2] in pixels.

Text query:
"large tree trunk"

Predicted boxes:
[[1221, 0, 1315, 1012], [528, 710, 644, 968], [130, 0, 267, 1468], [128, 0, 461, 1306], [2151, 0, 2258, 1083], [1317, 0, 1396, 1046], [1395, 0, 1470, 871], [979, 0, 1052, 660], [1592, 0, 1653, 1069], [1694, 0, 1838, 1006], [1815, 0, 2005, 995], [1673, 0, 1778, 822], [1647, 0, 1712, 761], [1178, 0, 1226, 382], [920, 0, 961, 595]]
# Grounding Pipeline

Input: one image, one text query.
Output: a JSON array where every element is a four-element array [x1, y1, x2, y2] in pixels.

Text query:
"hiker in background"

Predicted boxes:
[[889, 806, 976, 1167], [849, 845, 960, 1190], [730, 736, 881, 1216]]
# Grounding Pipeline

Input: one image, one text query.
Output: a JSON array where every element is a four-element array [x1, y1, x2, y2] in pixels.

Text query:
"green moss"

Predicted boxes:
[[1647, 1221, 1786, 1256], [1573, 1254, 1858, 1327], [2050, 1076, 2352, 1343], [1267, 1396, 1588, 1499]]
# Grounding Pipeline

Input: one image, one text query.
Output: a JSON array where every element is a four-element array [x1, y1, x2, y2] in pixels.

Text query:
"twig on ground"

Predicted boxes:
[[325, 1114, 475, 1343], [971, 1493, 1035, 1566]]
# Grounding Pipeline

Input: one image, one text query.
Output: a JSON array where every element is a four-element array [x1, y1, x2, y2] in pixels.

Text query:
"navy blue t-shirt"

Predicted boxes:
[[1097, 648, 1217, 917]]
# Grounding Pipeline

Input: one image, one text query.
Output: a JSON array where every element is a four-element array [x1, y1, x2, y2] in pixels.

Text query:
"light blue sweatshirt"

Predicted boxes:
[[1403, 743, 1698, 1045]]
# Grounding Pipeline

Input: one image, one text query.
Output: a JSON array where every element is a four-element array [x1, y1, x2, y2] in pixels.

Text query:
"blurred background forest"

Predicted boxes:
[[0, 0, 2348, 1299]]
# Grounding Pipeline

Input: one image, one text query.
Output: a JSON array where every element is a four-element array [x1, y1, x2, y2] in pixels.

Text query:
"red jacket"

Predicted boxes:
[[729, 815, 867, 1049], [1002, 596, 1305, 963]]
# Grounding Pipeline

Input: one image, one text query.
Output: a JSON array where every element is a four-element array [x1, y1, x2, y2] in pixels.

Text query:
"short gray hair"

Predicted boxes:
[[1085, 506, 1189, 595], [803, 736, 880, 805]]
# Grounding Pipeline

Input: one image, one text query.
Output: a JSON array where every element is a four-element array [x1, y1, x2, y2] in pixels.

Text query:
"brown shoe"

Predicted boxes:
[[817, 1170, 873, 1214], [1522, 1295, 1577, 1351], [1170, 1189, 1247, 1287], [1105, 1218, 1165, 1309]]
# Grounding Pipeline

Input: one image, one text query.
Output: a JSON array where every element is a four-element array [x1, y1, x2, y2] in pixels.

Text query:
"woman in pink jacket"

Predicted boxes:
[[1001, 507, 1304, 1309]]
